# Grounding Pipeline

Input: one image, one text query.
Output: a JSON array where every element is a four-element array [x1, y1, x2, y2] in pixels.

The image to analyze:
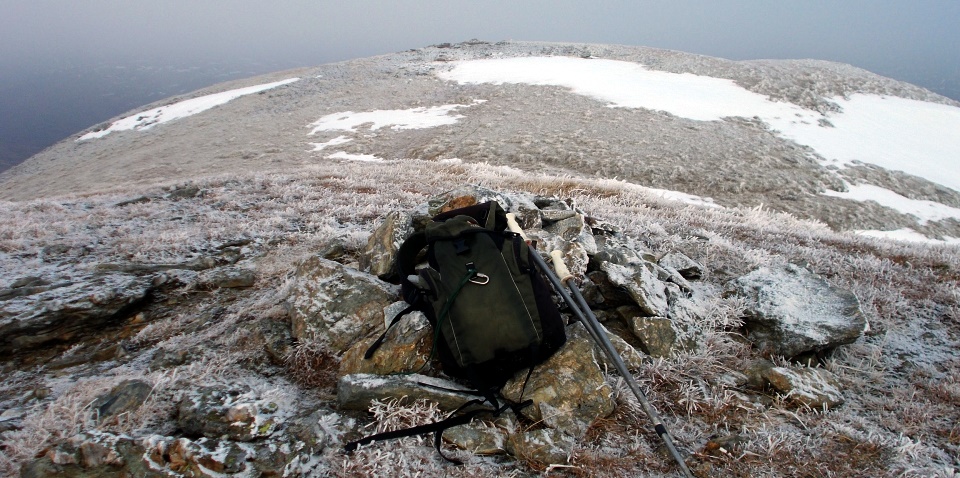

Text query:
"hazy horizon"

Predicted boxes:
[[2, 0, 958, 172]]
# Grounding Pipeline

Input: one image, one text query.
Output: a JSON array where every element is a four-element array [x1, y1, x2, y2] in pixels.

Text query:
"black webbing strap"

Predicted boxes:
[[343, 397, 487, 454], [363, 304, 417, 360]]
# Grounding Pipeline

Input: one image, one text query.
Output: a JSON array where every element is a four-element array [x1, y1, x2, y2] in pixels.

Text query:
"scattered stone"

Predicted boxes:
[[176, 387, 281, 442], [197, 266, 256, 289], [287, 256, 397, 353], [659, 252, 705, 280], [506, 427, 575, 466], [501, 323, 615, 438], [732, 264, 867, 358], [92, 379, 153, 420], [763, 366, 845, 409], [359, 210, 414, 279], [624, 315, 679, 358], [337, 373, 479, 411]]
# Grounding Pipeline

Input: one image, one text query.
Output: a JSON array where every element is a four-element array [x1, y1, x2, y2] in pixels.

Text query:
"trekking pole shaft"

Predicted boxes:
[[542, 250, 694, 478], [506, 216, 692, 476], [564, 282, 693, 477]]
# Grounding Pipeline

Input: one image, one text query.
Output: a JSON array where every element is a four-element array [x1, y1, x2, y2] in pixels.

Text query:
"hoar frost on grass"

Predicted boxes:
[[1, 160, 958, 476]]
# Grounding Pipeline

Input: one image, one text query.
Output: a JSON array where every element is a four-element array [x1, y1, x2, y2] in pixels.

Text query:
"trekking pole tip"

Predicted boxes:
[[505, 213, 531, 243], [549, 250, 574, 283]]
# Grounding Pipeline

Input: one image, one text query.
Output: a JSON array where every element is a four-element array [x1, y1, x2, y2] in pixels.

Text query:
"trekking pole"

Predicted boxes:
[[505, 214, 694, 478]]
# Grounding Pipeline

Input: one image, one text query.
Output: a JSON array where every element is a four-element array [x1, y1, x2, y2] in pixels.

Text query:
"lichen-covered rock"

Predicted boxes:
[[359, 210, 414, 279], [444, 417, 513, 455], [732, 263, 867, 358], [624, 315, 679, 358], [338, 305, 433, 376], [598, 261, 669, 317], [287, 256, 397, 354], [506, 427, 576, 466], [176, 387, 284, 442], [501, 323, 615, 438], [542, 212, 598, 255], [763, 366, 845, 409], [337, 373, 479, 411]]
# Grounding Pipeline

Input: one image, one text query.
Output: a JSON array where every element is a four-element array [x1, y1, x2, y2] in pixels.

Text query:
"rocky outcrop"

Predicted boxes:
[[0, 272, 152, 355], [731, 263, 867, 358], [287, 256, 397, 354]]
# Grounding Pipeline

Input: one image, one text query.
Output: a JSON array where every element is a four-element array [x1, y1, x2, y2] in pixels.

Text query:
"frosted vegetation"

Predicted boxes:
[[1, 159, 958, 476]]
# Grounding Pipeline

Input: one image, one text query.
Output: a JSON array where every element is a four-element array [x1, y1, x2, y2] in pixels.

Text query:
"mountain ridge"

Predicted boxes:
[[2, 41, 959, 243]]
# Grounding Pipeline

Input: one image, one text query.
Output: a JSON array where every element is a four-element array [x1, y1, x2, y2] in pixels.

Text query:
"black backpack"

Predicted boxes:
[[345, 201, 567, 459]]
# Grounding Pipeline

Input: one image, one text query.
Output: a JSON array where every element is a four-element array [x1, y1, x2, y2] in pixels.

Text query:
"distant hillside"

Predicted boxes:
[[2, 41, 959, 243]]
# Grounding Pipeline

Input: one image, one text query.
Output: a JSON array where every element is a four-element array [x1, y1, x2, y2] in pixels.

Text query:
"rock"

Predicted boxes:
[[531, 228, 591, 279], [623, 315, 679, 358], [339, 306, 434, 376], [501, 323, 615, 438], [149, 347, 192, 371], [254, 318, 294, 366], [659, 252, 705, 280], [586, 270, 633, 307], [22, 432, 165, 478], [444, 416, 513, 455], [591, 322, 648, 371], [287, 256, 397, 354], [542, 212, 598, 255], [337, 373, 479, 411], [91, 379, 153, 420], [598, 261, 669, 317], [197, 266, 256, 289], [505, 427, 576, 466], [176, 387, 281, 442], [741, 359, 776, 389], [763, 366, 845, 409], [0, 272, 152, 355], [427, 185, 540, 224], [732, 264, 867, 358], [359, 210, 414, 279]]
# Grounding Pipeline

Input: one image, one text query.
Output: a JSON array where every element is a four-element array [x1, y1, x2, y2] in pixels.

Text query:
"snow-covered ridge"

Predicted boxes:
[[77, 78, 300, 141]]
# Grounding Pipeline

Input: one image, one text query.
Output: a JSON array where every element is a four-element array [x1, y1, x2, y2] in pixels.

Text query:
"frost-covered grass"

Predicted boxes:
[[1, 159, 958, 476]]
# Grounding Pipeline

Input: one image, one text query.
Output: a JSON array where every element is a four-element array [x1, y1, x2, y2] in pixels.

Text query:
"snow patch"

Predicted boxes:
[[824, 183, 960, 224], [327, 151, 384, 162], [77, 78, 300, 140], [852, 228, 960, 244], [307, 100, 484, 135], [308, 135, 352, 151]]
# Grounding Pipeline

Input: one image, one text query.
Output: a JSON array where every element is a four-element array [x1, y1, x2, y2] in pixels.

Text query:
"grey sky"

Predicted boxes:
[[2, 0, 958, 87]]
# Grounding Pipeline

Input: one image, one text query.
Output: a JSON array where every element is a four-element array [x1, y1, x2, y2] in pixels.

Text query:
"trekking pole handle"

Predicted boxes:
[[505, 213, 531, 243], [549, 250, 575, 284]]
